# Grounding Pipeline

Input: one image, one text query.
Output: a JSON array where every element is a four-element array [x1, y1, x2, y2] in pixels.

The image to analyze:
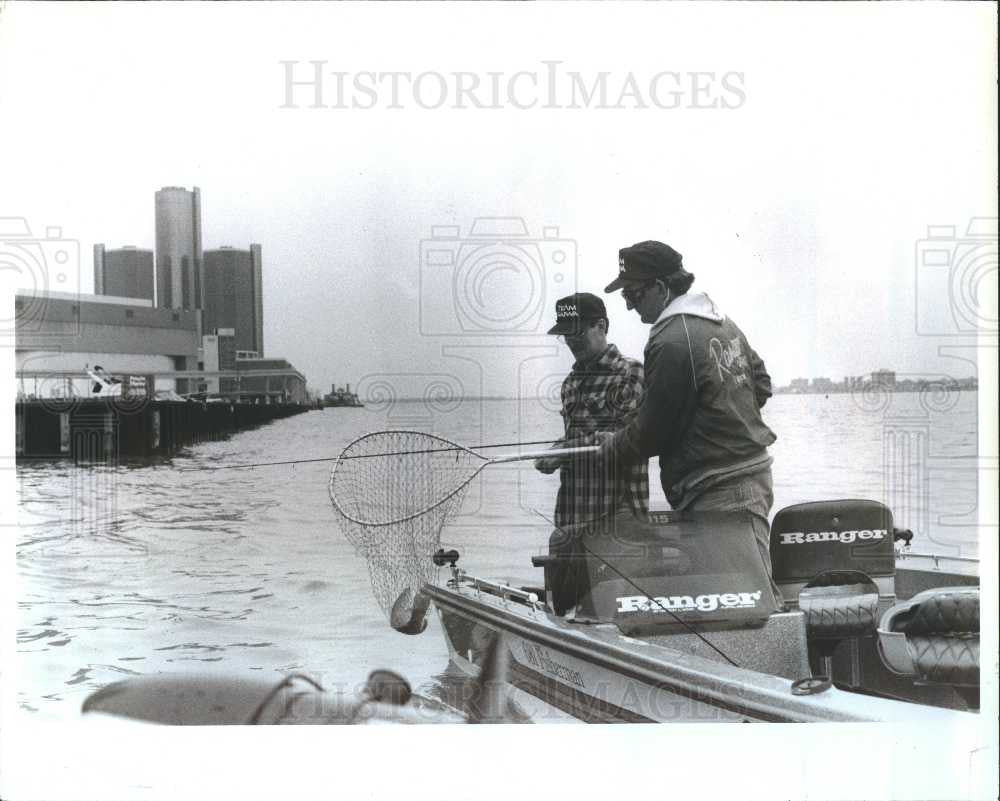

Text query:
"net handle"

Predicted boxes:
[[487, 445, 600, 465], [329, 442, 600, 528]]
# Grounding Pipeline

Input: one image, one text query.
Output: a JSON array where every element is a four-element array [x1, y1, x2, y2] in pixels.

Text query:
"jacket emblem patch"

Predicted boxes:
[[709, 336, 750, 385]]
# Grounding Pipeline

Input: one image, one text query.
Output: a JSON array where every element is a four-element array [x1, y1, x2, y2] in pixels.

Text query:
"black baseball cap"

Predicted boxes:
[[546, 292, 607, 335], [604, 240, 683, 293]]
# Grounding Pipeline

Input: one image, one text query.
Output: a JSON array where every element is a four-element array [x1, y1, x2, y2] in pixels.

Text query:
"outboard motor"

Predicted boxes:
[[770, 500, 896, 682], [572, 510, 783, 632], [535, 510, 806, 678]]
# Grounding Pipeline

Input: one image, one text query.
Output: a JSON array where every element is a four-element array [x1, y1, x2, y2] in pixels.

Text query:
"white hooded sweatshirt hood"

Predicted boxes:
[[650, 291, 725, 336]]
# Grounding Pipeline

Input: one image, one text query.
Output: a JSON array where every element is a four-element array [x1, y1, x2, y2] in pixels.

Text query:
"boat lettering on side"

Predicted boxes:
[[778, 529, 887, 545], [616, 591, 762, 614], [519, 641, 586, 688]]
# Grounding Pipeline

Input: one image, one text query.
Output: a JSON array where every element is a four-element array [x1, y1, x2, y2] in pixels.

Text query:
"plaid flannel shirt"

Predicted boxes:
[[553, 344, 649, 528]]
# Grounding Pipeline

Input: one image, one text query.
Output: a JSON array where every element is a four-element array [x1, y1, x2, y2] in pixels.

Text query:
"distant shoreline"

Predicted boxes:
[[772, 386, 978, 396], [365, 389, 980, 403], [371, 396, 539, 402]]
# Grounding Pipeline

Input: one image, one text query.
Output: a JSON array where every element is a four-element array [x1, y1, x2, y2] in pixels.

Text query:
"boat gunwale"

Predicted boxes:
[[894, 550, 980, 575]]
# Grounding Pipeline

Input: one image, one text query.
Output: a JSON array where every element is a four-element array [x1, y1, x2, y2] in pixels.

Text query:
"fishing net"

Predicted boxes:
[[328, 431, 486, 617]]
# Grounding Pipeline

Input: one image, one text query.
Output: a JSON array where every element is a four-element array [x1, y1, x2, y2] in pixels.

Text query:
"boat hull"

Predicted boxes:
[[425, 564, 977, 724]]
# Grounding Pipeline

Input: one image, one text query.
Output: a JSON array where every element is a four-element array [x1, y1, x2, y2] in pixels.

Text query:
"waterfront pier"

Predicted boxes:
[[15, 399, 309, 462]]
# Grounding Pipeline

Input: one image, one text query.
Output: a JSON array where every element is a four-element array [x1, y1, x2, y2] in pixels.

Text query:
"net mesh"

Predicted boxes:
[[328, 431, 486, 617]]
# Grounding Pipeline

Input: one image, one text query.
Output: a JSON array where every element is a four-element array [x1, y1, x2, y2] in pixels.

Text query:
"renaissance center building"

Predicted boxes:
[[93, 244, 155, 303], [155, 186, 203, 311], [202, 244, 265, 356]]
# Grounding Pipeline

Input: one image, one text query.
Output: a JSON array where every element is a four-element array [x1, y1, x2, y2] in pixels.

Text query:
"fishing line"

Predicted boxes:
[[530, 509, 741, 668], [186, 438, 563, 471]]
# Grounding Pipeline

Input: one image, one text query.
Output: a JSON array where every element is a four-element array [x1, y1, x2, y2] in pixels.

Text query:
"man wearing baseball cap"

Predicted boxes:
[[535, 292, 648, 614], [601, 241, 780, 591]]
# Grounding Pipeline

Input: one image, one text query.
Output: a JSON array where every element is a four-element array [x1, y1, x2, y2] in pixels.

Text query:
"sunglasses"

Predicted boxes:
[[556, 319, 601, 342], [620, 281, 658, 303]]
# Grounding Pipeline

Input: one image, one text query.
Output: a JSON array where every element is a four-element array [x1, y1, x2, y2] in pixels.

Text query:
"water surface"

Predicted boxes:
[[15, 392, 979, 719]]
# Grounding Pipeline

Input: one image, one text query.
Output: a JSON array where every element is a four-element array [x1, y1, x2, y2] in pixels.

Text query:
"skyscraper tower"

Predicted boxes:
[[202, 244, 265, 356], [154, 186, 203, 311], [94, 244, 155, 302]]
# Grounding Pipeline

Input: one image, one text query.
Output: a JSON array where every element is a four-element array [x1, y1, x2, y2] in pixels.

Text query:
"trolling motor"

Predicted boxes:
[[433, 548, 460, 567], [893, 527, 914, 546]]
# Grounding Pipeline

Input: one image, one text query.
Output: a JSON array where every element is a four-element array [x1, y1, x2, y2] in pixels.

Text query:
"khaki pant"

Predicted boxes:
[[685, 466, 783, 605], [546, 526, 588, 616]]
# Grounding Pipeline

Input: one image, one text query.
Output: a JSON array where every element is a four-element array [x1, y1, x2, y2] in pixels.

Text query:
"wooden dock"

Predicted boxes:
[[15, 399, 310, 462]]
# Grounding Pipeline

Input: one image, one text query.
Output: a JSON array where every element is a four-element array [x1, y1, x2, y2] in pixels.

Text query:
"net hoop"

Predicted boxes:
[[328, 430, 484, 527]]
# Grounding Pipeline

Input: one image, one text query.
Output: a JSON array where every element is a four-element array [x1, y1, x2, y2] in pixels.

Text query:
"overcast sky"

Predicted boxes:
[[1, 3, 996, 395]]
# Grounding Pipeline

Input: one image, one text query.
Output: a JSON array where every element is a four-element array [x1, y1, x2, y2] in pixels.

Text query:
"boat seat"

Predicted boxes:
[[770, 500, 897, 681], [798, 570, 880, 657], [877, 587, 980, 689], [770, 500, 897, 611]]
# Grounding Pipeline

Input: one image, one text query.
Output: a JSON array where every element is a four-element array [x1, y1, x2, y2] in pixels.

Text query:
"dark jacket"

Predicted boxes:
[[610, 292, 776, 509]]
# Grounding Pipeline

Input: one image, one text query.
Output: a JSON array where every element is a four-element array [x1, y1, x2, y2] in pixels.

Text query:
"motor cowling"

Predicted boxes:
[[571, 511, 783, 632]]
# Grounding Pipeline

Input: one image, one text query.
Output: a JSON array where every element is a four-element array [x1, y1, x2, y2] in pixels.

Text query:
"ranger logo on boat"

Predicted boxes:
[[617, 591, 762, 614], [779, 529, 887, 545]]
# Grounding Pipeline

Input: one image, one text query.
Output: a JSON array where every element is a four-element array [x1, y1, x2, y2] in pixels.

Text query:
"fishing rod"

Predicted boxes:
[[188, 438, 567, 471]]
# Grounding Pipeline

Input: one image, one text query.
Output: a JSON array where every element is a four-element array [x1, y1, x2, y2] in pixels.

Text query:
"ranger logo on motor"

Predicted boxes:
[[779, 529, 887, 545]]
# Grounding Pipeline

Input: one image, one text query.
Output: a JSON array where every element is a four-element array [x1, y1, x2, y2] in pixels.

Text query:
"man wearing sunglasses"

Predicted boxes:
[[600, 241, 780, 589], [535, 292, 648, 613]]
